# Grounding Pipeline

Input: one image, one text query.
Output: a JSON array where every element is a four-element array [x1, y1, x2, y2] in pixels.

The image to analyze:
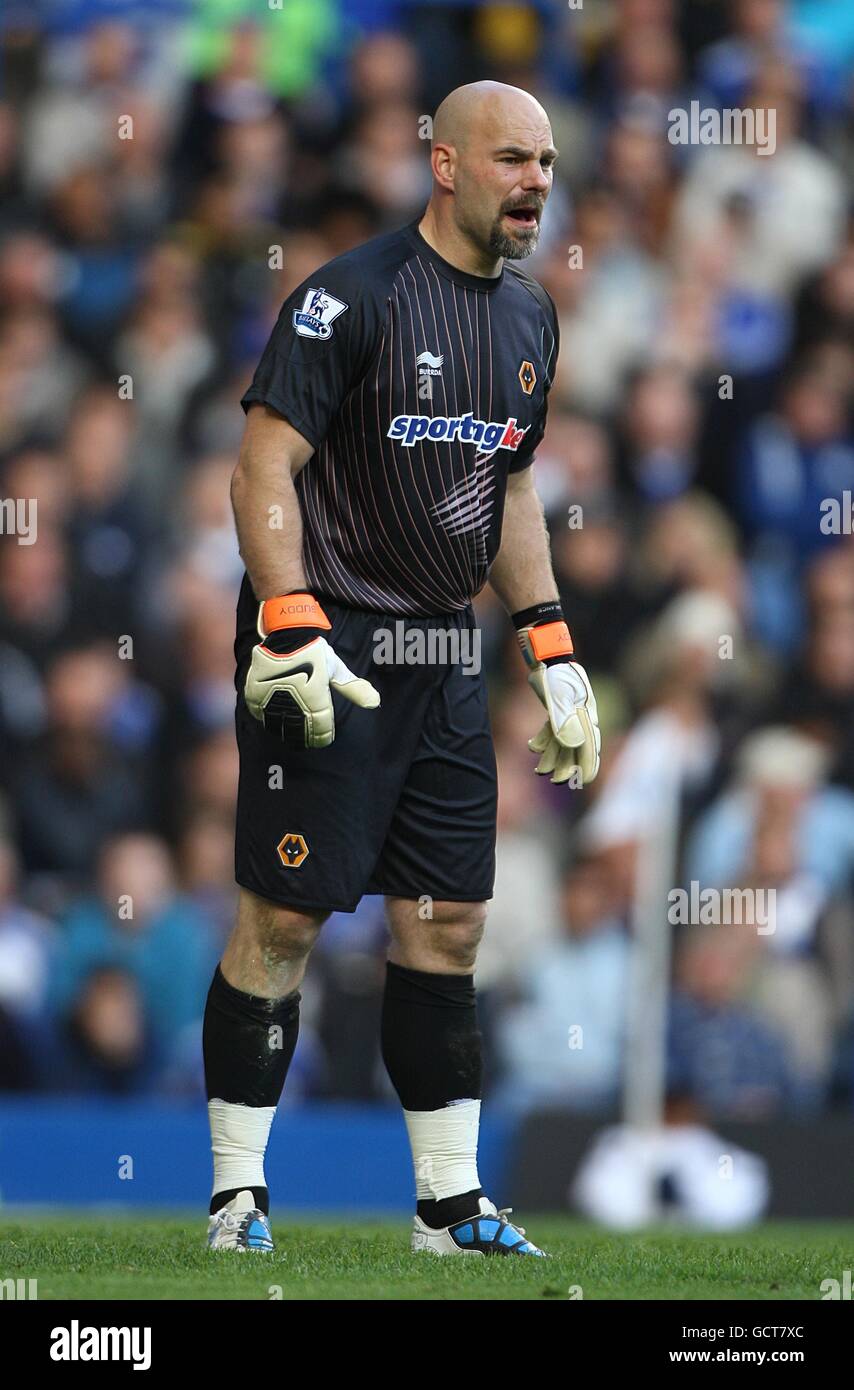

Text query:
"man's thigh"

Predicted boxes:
[[367, 651, 498, 905], [234, 600, 434, 913]]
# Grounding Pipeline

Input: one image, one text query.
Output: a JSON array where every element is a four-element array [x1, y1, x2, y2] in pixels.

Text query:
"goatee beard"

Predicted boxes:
[[488, 218, 540, 260]]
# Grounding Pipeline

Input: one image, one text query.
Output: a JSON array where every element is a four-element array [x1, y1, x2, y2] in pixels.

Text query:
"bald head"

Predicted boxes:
[[423, 81, 555, 270], [432, 81, 549, 154]]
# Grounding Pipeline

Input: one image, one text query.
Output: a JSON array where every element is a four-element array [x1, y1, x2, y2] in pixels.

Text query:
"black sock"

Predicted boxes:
[[209, 1186, 270, 1217], [381, 961, 483, 1109], [203, 965, 300, 1213], [381, 961, 484, 1223], [416, 1189, 485, 1228]]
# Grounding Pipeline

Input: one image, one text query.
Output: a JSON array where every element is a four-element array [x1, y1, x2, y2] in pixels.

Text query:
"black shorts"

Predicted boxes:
[[233, 589, 497, 913]]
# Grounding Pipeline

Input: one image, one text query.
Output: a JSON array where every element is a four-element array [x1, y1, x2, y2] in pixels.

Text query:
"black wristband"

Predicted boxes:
[[511, 600, 565, 630], [262, 625, 326, 654]]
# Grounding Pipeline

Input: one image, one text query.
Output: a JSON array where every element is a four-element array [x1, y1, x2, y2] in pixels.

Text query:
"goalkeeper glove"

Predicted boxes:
[[514, 602, 600, 786], [244, 592, 380, 749]]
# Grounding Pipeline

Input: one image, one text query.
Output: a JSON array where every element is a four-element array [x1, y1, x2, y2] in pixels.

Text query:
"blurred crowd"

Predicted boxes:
[[0, 0, 853, 1120]]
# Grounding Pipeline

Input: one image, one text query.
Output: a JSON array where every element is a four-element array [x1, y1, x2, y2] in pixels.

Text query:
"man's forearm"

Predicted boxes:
[[489, 469, 559, 615], [492, 471, 600, 783], [231, 405, 314, 599], [231, 460, 306, 600]]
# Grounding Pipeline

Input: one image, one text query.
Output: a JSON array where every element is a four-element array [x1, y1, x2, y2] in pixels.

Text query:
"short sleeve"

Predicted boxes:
[[507, 289, 560, 473], [241, 262, 380, 452]]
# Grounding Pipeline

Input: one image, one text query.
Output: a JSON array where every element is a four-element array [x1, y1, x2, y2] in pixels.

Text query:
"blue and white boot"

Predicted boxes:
[[411, 1197, 546, 1257], [207, 1190, 274, 1253]]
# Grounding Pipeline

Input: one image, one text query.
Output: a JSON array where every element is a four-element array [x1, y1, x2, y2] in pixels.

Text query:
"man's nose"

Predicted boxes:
[[523, 162, 550, 192]]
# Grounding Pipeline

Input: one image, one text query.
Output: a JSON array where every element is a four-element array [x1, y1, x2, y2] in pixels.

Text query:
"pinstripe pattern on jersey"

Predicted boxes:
[[292, 233, 554, 616]]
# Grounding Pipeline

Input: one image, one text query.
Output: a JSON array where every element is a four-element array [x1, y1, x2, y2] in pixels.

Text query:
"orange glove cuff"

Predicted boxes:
[[260, 593, 332, 636], [527, 620, 574, 662]]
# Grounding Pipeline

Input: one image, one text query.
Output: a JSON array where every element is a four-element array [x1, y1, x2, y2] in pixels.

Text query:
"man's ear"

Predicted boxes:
[[431, 142, 456, 192]]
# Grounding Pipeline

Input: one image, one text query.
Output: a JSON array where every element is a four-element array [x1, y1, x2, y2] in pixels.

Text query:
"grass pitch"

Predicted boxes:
[[1, 1213, 849, 1300]]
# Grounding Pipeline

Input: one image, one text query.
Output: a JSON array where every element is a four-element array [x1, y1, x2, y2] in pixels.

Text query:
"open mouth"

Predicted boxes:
[[504, 206, 540, 229]]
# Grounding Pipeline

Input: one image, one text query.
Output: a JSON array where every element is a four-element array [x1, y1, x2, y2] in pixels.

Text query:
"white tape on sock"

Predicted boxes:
[[404, 1099, 481, 1200], [208, 1099, 276, 1198]]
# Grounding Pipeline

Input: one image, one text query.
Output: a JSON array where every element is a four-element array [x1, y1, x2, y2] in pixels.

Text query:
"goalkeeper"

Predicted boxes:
[[204, 79, 600, 1257]]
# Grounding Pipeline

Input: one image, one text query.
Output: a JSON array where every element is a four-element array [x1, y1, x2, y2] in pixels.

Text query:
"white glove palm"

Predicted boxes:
[[245, 636, 380, 749], [527, 659, 601, 785]]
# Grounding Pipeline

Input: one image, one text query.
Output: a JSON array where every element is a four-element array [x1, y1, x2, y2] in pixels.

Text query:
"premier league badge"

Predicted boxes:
[[292, 287, 349, 339]]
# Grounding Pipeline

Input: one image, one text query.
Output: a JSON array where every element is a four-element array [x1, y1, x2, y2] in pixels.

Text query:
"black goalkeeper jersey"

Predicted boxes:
[[240, 217, 559, 616]]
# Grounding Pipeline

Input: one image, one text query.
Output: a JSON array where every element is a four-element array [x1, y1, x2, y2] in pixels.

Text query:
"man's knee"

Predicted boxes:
[[237, 888, 327, 965], [387, 897, 487, 971], [434, 901, 487, 968]]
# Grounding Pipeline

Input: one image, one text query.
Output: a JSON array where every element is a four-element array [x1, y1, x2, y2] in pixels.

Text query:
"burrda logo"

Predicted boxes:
[[416, 350, 443, 376], [416, 350, 443, 401]]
